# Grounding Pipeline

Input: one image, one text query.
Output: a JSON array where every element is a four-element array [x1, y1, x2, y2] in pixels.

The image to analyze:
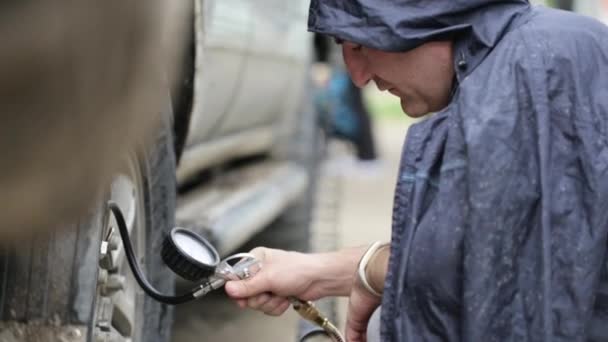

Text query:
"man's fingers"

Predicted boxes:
[[225, 247, 270, 298], [261, 296, 289, 316], [345, 325, 366, 342], [345, 314, 368, 342], [247, 293, 272, 310], [226, 278, 261, 298], [345, 287, 380, 342], [346, 305, 369, 342], [249, 247, 268, 261], [242, 293, 290, 316], [266, 300, 291, 317], [236, 299, 247, 309]]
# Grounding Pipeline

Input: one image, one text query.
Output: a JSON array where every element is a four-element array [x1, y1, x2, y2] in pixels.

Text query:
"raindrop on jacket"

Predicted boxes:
[[308, 1, 608, 340]]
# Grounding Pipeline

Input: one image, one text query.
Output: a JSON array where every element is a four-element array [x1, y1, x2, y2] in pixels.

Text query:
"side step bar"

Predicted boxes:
[[176, 162, 308, 256]]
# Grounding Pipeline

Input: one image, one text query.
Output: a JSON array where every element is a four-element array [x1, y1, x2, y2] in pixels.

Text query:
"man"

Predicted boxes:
[[227, 1, 608, 341]]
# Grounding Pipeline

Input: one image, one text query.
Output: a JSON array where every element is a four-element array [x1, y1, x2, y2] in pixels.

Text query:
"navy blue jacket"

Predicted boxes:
[[308, 1, 608, 340]]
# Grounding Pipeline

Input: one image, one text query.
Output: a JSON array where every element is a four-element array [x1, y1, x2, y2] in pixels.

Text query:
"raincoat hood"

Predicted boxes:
[[308, 0, 530, 52], [308, 0, 530, 77]]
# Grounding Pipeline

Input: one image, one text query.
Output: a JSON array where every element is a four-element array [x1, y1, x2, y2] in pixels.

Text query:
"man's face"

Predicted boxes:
[[341, 40, 455, 117]]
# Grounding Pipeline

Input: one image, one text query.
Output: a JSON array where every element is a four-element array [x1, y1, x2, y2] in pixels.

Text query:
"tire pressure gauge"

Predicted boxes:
[[161, 228, 220, 281], [108, 201, 258, 305]]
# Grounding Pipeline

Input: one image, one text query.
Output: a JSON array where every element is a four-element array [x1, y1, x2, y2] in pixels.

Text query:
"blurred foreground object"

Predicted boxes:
[[0, 0, 187, 238]]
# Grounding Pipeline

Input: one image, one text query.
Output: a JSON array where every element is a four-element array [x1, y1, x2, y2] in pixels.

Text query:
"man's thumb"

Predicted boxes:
[[225, 277, 265, 298]]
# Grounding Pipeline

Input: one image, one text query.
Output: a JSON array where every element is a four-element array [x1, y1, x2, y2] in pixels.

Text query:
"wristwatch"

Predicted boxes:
[[357, 241, 388, 298]]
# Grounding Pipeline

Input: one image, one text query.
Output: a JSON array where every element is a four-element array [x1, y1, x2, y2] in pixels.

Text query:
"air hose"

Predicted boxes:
[[108, 201, 199, 304], [290, 297, 345, 342]]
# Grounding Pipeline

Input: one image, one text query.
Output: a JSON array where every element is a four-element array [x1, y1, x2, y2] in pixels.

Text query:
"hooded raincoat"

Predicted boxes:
[[308, 1, 608, 341]]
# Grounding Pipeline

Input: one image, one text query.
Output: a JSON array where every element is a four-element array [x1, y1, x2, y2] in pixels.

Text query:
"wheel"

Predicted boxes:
[[0, 116, 176, 342]]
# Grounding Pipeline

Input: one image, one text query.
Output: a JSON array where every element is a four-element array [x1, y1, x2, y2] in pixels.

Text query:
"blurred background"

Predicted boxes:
[[0, 1, 606, 342]]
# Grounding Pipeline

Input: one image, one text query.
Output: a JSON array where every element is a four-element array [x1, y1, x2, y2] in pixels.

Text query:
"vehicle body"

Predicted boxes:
[[175, 0, 316, 255], [0, 1, 320, 341]]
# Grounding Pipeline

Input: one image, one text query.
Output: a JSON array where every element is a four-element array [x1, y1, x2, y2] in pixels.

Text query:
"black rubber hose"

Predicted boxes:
[[108, 201, 196, 305]]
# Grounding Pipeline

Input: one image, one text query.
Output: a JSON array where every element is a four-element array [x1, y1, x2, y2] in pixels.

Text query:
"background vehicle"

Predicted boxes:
[[0, 1, 321, 341]]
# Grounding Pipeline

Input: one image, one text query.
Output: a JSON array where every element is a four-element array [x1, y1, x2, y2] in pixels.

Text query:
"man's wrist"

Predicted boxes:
[[357, 242, 390, 298], [309, 246, 369, 297], [365, 243, 390, 296]]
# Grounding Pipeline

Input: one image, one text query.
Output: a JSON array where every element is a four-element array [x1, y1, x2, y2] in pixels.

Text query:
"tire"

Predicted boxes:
[[0, 114, 176, 342]]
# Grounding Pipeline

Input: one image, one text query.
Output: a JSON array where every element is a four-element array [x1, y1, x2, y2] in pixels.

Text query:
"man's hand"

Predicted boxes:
[[225, 247, 318, 316], [225, 246, 368, 316], [345, 277, 382, 342], [345, 243, 389, 341]]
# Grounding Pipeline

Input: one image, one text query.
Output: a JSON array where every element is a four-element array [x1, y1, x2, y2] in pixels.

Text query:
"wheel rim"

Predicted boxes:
[[94, 152, 147, 342]]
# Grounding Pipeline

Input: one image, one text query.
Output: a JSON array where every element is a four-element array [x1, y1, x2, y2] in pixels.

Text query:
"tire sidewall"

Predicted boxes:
[[140, 115, 177, 342]]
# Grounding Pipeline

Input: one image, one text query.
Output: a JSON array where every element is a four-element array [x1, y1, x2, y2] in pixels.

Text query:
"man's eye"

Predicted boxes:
[[352, 45, 362, 51]]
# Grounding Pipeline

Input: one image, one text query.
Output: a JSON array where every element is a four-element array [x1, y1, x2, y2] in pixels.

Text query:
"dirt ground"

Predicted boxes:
[[171, 118, 411, 342]]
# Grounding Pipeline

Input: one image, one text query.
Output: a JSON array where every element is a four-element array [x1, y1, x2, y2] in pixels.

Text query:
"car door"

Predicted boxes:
[[185, 0, 253, 146], [212, 0, 307, 137], [177, 0, 313, 182]]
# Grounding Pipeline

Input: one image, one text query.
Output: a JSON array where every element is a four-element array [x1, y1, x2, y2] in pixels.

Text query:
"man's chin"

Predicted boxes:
[[400, 98, 429, 118]]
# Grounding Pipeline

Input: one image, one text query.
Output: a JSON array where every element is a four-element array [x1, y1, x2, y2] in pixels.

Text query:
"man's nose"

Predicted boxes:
[[348, 65, 372, 88], [342, 46, 371, 88]]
